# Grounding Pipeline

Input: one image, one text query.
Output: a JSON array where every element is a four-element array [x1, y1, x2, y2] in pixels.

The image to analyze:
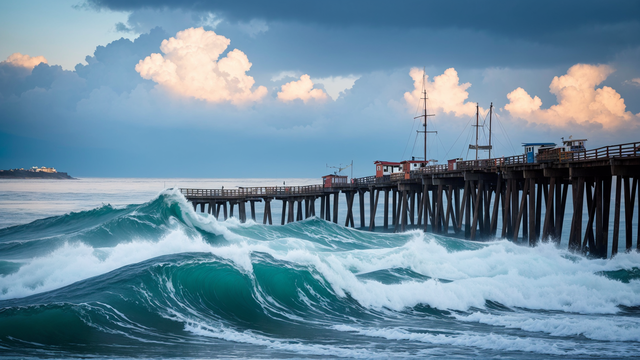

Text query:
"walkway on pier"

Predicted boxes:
[[182, 141, 640, 258]]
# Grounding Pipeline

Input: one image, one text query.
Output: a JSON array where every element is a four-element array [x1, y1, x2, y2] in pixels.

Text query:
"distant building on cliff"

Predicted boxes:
[[30, 166, 57, 173]]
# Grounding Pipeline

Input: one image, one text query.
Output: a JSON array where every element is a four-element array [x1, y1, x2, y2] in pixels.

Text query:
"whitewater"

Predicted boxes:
[[0, 179, 639, 359]]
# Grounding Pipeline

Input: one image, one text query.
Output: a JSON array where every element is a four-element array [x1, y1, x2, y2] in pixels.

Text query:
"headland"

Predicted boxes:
[[0, 167, 74, 179]]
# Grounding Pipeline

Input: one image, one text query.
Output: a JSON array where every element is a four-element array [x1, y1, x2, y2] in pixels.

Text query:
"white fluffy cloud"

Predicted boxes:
[[135, 27, 267, 105], [505, 64, 639, 129], [630, 78, 640, 87], [404, 67, 478, 117], [277, 74, 328, 103], [2, 53, 47, 69]]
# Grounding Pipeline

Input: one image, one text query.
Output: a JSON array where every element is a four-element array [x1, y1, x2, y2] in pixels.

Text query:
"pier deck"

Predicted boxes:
[[182, 141, 640, 258]]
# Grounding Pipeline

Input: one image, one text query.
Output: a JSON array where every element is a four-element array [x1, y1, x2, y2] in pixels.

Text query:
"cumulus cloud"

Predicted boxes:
[[135, 27, 267, 104], [628, 78, 640, 87], [504, 64, 639, 129], [404, 67, 478, 117], [2, 53, 47, 69], [277, 74, 328, 103]]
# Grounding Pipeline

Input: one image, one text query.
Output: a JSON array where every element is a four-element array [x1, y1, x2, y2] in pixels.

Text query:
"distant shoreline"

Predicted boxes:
[[0, 170, 75, 179]]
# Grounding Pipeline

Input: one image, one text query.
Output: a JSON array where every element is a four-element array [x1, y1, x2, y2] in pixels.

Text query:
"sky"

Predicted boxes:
[[0, 0, 639, 178]]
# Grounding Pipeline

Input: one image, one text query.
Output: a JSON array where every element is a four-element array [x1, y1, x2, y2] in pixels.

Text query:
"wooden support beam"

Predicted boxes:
[[513, 178, 529, 242], [601, 176, 612, 258], [423, 184, 432, 232], [296, 200, 303, 221], [250, 201, 256, 221], [502, 179, 512, 238], [556, 183, 568, 243], [490, 176, 502, 236], [581, 179, 597, 254], [465, 181, 472, 238], [223, 202, 228, 220], [239, 201, 247, 223], [345, 191, 355, 227], [522, 185, 529, 241], [439, 191, 446, 232], [470, 180, 483, 240], [454, 185, 461, 234], [304, 198, 309, 218], [482, 186, 491, 236], [310, 198, 316, 217], [435, 185, 443, 233], [444, 185, 453, 234], [624, 177, 635, 251], [432, 187, 437, 230], [417, 191, 423, 227], [230, 203, 235, 218], [333, 192, 339, 224], [325, 195, 331, 222], [529, 178, 536, 246], [568, 179, 582, 251], [392, 189, 397, 227], [384, 189, 390, 229], [369, 190, 379, 231], [411, 191, 418, 226], [401, 190, 408, 232], [359, 190, 366, 227], [263, 200, 272, 225], [288, 200, 295, 223], [512, 179, 520, 239], [542, 177, 555, 241], [281, 200, 287, 225], [612, 176, 622, 257], [200, 202, 206, 213], [535, 180, 543, 241], [320, 196, 325, 220]]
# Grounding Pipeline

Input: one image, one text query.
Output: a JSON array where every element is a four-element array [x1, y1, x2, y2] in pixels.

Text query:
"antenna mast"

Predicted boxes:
[[489, 103, 493, 159], [475, 103, 479, 160], [468, 103, 493, 160], [415, 70, 436, 163]]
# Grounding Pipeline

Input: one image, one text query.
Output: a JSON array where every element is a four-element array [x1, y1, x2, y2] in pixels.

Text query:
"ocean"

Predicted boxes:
[[0, 178, 639, 359]]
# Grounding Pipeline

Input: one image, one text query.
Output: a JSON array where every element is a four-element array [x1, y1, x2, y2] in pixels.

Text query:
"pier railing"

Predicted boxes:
[[181, 185, 324, 198], [574, 141, 640, 161]]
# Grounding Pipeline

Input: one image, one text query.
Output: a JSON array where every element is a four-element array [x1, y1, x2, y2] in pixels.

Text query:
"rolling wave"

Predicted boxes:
[[1, 189, 639, 358]]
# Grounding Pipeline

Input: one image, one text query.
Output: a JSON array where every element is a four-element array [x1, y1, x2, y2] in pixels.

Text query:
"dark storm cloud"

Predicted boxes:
[[89, 0, 640, 74], [75, 27, 168, 94], [85, 0, 640, 43]]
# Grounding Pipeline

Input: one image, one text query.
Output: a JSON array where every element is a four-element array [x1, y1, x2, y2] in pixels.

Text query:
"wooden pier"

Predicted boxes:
[[182, 142, 640, 258]]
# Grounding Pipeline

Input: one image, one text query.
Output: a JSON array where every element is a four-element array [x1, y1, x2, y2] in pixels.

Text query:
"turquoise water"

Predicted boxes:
[[0, 179, 639, 358]]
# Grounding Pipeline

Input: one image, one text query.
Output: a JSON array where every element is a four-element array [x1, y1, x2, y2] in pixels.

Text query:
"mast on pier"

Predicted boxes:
[[415, 71, 436, 164], [469, 103, 493, 160]]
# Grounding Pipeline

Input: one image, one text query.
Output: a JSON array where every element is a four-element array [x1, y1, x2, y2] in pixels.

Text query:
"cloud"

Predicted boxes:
[[271, 71, 300, 82], [312, 75, 359, 100], [628, 78, 640, 87], [504, 63, 639, 129], [404, 68, 478, 117], [277, 74, 328, 103], [135, 27, 267, 104], [2, 53, 48, 69], [237, 19, 269, 37]]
